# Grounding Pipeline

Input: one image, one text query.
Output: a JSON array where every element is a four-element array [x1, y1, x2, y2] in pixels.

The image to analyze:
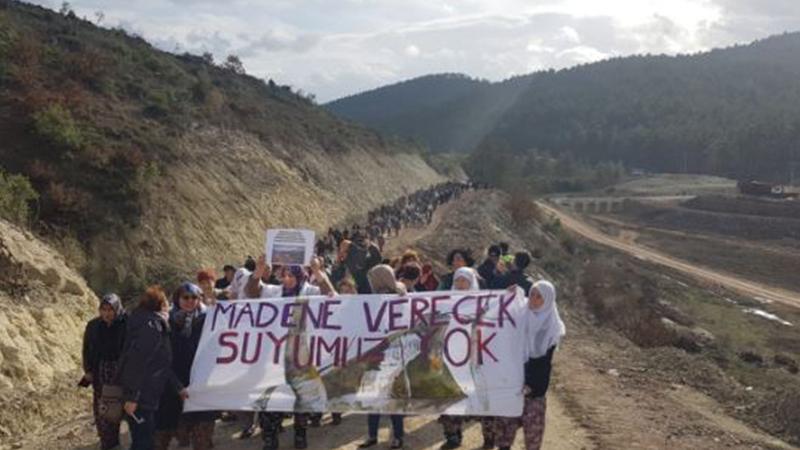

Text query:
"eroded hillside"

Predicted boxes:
[[83, 127, 443, 292], [0, 219, 97, 441]]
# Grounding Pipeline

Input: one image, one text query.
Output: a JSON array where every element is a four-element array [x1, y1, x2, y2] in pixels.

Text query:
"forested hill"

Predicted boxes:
[[0, 0, 416, 234], [326, 73, 532, 153], [327, 32, 800, 182], [0, 0, 442, 294]]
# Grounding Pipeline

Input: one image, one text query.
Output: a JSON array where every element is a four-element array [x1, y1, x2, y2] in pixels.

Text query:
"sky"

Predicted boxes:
[[29, 0, 800, 102]]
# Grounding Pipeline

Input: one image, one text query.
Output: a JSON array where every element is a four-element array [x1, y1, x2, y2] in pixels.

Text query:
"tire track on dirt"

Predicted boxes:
[[537, 201, 800, 309]]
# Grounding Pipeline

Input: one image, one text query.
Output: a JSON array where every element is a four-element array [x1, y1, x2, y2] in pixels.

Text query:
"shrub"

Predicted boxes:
[[65, 49, 109, 89], [504, 192, 542, 227], [0, 15, 15, 64], [0, 170, 39, 225], [542, 217, 562, 235], [143, 91, 172, 119], [45, 181, 90, 217], [32, 104, 84, 149], [191, 77, 211, 103], [134, 161, 160, 187]]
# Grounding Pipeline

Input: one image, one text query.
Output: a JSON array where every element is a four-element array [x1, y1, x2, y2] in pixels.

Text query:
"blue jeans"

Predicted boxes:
[[127, 409, 156, 450], [367, 414, 404, 440]]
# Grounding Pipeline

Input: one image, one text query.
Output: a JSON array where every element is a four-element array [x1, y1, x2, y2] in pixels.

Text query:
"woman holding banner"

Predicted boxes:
[[358, 264, 406, 450], [437, 267, 497, 450], [495, 280, 565, 450], [154, 283, 217, 450], [249, 256, 335, 450]]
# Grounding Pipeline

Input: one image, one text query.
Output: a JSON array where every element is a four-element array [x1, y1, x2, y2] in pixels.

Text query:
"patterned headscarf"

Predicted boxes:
[[100, 293, 124, 317], [171, 282, 206, 337]]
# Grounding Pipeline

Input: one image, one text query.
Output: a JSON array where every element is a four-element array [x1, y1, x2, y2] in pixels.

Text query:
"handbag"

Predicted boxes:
[[98, 384, 125, 423]]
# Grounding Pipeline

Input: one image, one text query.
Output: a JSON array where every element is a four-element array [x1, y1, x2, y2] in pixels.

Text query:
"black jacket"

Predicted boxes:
[[437, 272, 454, 291], [476, 259, 497, 287], [329, 263, 349, 287], [214, 277, 231, 289], [157, 310, 216, 429], [169, 312, 205, 386], [118, 309, 180, 411], [524, 346, 555, 398], [347, 242, 382, 294], [489, 269, 534, 295], [82, 316, 126, 374]]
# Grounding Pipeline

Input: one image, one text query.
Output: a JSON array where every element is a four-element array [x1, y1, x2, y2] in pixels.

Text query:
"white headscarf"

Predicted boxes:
[[525, 280, 565, 359], [453, 267, 480, 291], [229, 267, 251, 300], [367, 264, 407, 295]]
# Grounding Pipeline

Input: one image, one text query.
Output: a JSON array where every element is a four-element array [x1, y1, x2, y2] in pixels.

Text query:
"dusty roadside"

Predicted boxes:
[[12, 191, 798, 450]]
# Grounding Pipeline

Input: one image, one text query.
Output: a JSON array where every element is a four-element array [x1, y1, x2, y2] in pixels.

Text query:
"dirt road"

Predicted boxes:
[[58, 397, 589, 450], [537, 201, 800, 309], [28, 192, 592, 450], [20, 192, 797, 450]]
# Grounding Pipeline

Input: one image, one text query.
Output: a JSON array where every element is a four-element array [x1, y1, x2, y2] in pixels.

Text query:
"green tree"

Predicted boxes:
[[223, 54, 245, 74], [0, 170, 38, 225]]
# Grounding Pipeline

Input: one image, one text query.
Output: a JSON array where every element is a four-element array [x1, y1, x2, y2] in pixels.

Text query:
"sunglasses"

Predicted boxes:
[[181, 295, 199, 300]]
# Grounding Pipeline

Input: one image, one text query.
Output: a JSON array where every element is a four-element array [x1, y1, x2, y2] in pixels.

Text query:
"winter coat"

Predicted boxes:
[[82, 316, 126, 375], [156, 310, 217, 429], [118, 309, 180, 411], [476, 259, 497, 287], [489, 269, 534, 295]]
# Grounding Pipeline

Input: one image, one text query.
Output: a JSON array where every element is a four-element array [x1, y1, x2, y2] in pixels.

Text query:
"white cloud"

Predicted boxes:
[[27, 0, 797, 101], [405, 44, 421, 57], [559, 26, 581, 43], [557, 45, 609, 63]]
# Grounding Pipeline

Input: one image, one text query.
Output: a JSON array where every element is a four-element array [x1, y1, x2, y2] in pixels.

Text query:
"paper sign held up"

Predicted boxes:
[[265, 229, 315, 266]]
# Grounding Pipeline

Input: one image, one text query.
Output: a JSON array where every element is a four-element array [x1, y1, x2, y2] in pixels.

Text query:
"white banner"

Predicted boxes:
[[184, 289, 527, 416]]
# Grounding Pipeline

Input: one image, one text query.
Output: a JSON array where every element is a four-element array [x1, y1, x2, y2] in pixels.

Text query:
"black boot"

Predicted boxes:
[[439, 432, 461, 450], [262, 430, 279, 450], [294, 428, 308, 449], [482, 437, 495, 449], [358, 438, 378, 448]]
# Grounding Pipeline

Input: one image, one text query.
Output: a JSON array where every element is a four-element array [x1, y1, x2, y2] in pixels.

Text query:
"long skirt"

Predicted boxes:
[[439, 415, 496, 442], [494, 396, 547, 450], [91, 360, 121, 450]]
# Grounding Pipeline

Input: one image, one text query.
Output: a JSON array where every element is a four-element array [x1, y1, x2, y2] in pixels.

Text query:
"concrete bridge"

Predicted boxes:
[[547, 195, 694, 214]]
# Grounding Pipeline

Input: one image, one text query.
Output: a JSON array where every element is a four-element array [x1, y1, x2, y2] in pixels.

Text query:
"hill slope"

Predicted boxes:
[[327, 73, 531, 153], [327, 33, 800, 182], [0, 1, 443, 294], [0, 218, 97, 441]]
